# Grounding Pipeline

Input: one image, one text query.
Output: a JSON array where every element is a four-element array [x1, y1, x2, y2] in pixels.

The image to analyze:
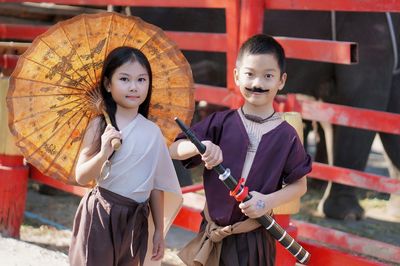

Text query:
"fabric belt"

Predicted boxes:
[[178, 204, 269, 266]]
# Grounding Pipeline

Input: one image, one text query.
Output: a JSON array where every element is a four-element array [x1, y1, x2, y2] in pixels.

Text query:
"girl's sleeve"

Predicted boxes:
[[153, 130, 181, 191], [282, 133, 312, 184], [174, 112, 222, 169]]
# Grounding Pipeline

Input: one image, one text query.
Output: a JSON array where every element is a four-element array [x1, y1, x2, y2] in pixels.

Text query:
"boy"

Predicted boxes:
[[169, 34, 312, 266]]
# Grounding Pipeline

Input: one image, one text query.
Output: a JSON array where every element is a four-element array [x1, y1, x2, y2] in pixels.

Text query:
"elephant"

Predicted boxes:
[[263, 10, 400, 220], [124, 7, 400, 220]]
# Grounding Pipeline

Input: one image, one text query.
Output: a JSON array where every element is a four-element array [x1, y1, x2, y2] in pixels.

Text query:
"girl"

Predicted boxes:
[[69, 46, 182, 266]]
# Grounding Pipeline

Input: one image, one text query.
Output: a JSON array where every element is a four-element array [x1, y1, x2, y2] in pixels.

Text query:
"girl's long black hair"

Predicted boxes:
[[88, 46, 152, 156], [101, 46, 153, 126]]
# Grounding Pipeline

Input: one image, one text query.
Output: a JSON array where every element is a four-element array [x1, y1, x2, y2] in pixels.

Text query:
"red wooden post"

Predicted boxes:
[[225, 0, 242, 108], [239, 0, 265, 45], [0, 155, 29, 238]]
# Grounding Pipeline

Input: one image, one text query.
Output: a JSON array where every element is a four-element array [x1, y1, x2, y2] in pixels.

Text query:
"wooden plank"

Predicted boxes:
[[0, 155, 24, 167], [1, 25, 358, 65], [0, 54, 18, 69], [310, 162, 400, 194], [30, 166, 88, 197], [0, 0, 228, 8], [290, 95, 400, 135], [265, 0, 400, 12], [0, 24, 48, 41], [277, 37, 358, 65], [0, 42, 30, 55], [166, 32, 227, 52], [239, 0, 357, 65], [294, 220, 400, 264], [0, 3, 103, 21], [299, 240, 386, 266], [173, 192, 204, 232], [194, 84, 235, 107], [181, 183, 204, 194], [0, 24, 228, 52]]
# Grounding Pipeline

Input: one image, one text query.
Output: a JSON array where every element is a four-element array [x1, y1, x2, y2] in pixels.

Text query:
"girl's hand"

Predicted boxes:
[[151, 229, 164, 261], [100, 124, 122, 158], [238, 191, 272, 218], [200, 141, 223, 170]]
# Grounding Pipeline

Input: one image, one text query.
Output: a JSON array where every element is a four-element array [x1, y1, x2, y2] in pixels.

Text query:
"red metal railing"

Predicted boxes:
[[295, 220, 400, 264], [239, 1, 400, 265], [0, 0, 240, 107], [265, 0, 400, 12]]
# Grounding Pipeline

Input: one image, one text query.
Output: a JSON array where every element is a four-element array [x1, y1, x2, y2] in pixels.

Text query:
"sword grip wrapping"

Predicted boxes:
[[241, 195, 310, 263], [256, 213, 310, 264]]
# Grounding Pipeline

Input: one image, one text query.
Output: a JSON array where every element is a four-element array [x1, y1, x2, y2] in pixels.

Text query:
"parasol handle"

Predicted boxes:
[[102, 110, 121, 150], [174, 117, 311, 265]]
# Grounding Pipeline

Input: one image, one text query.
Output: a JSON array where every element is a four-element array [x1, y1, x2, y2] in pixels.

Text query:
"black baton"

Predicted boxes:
[[174, 117, 310, 264]]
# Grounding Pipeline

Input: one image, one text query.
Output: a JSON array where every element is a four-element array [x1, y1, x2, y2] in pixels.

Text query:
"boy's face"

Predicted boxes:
[[234, 53, 286, 108]]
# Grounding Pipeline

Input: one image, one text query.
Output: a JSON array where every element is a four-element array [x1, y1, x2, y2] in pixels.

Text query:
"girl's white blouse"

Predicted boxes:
[[98, 114, 181, 203]]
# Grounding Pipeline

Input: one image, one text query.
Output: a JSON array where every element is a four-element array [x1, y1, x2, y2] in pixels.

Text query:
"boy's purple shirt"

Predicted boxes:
[[176, 109, 312, 226]]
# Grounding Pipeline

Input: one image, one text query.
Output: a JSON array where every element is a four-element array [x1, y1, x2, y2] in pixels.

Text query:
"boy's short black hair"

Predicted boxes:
[[236, 34, 286, 75]]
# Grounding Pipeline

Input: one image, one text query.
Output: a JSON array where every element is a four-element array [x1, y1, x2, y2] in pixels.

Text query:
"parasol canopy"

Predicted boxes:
[[7, 12, 194, 185]]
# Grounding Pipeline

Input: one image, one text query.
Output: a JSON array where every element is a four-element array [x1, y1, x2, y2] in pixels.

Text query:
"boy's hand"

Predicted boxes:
[[200, 140, 223, 169], [238, 191, 272, 218], [151, 229, 164, 261]]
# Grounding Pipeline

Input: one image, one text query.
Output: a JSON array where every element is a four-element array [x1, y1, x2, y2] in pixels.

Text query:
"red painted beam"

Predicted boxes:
[[194, 84, 237, 107], [0, 155, 24, 167], [181, 183, 204, 194], [173, 203, 203, 232], [0, 0, 228, 8], [173, 192, 204, 232], [294, 220, 400, 264], [289, 95, 400, 135], [0, 24, 47, 41], [310, 162, 400, 194], [0, 54, 18, 69], [0, 24, 228, 53], [1, 24, 358, 64], [299, 240, 388, 266], [276, 37, 358, 65], [166, 32, 227, 52], [30, 166, 88, 197], [265, 0, 400, 12], [239, 0, 357, 65]]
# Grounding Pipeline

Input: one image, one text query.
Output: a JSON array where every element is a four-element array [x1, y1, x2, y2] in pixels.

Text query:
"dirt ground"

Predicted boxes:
[[5, 185, 190, 266], [0, 137, 399, 265]]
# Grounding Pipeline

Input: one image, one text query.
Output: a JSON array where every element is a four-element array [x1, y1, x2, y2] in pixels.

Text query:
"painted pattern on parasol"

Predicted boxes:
[[7, 12, 194, 185]]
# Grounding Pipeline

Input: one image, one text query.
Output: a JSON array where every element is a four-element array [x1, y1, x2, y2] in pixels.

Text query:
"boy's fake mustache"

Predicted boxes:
[[245, 87, 269, 93]]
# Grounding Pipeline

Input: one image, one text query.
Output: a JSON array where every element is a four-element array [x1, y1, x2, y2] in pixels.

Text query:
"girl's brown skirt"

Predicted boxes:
[[69, 186, 149, 266]]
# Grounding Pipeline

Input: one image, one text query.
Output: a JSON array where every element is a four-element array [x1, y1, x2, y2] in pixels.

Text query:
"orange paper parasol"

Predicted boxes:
[[7, 12, 194, 185]]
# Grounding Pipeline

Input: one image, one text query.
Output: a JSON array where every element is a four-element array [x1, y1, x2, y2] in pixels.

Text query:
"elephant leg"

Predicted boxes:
[[173, 160, 193, 187], [322, 12, 394, 220], [308, 121, 330, 191], [379, 73, 400, 219], [322, 127, 376, 220]]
